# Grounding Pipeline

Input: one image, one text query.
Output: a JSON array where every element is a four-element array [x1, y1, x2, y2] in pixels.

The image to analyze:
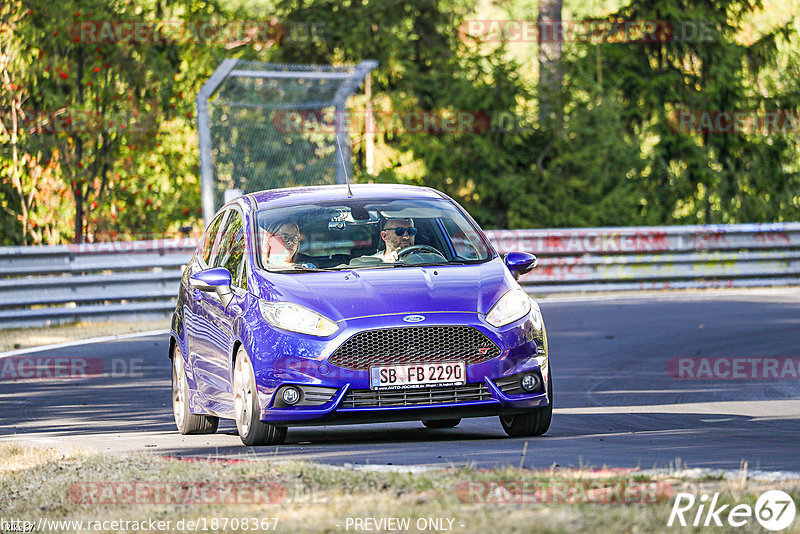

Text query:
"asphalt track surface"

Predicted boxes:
[[2, 289, 799, 472]]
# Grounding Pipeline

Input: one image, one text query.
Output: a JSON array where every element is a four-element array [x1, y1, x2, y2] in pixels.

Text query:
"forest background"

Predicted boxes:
[[1, 0, 798, 245]]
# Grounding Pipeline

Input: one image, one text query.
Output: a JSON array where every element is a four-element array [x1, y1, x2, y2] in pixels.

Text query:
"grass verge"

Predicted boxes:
[[1, 443, 798, 533], [0, 319, 169, 353]]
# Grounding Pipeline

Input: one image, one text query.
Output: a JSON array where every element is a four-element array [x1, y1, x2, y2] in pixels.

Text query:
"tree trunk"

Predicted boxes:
[[74, 186, 83, 244], [74, 47, 85, 244], [538, 0, 563, 130]]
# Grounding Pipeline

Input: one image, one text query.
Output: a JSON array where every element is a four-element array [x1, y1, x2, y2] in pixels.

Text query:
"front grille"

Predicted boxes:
[[494, 375, 526, 395], [298, 386, 338, 406], [273, 385, 338, 408], [327, 326, 501, 370], [340, 383, 491, 408]]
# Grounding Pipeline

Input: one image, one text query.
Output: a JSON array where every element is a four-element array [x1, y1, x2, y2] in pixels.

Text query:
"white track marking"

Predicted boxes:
[[0, 329, 170, 359]]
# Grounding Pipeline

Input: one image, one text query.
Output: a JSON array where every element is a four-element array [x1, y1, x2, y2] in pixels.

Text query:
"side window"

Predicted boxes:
[[200, 212, 225, 265], [206, 211, 231, 268], [441, 217, 481, 259], [215, 211, 247, 290]]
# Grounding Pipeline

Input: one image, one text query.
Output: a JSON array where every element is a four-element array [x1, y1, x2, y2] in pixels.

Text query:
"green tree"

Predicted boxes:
[[572, 0, 800, 224]]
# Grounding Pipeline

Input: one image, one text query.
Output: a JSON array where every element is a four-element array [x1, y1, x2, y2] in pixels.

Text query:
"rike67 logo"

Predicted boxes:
[[668, 490, 796, 531]]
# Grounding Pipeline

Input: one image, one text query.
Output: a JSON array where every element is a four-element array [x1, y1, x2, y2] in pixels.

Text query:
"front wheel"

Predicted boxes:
[[500, 372, 553, 437], [172, 345, 218, 435], [233, 348, 287, 446]]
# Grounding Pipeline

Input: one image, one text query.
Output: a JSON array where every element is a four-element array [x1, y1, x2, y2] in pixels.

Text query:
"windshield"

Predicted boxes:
[[254, 198, 494, 272]]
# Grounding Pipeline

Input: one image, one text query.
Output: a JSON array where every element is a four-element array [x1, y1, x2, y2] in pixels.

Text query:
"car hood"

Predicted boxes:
[[250, 259, 516, 321]]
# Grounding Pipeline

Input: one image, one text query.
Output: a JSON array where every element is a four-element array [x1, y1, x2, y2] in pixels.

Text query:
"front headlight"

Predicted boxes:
[[485, 289, 531, 328], [258, 300, 339, 337]]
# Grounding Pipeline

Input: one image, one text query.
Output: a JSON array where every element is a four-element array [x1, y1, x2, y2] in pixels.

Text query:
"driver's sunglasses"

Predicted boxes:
[[390, 227, 417, 237], [275, 233, 302, 246]]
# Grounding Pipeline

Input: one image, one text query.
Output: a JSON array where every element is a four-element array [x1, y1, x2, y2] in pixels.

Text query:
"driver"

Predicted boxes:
[[373, 217, 416, 262]]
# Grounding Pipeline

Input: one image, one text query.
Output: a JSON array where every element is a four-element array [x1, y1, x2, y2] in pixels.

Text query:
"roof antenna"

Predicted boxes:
[[336, 133, 354, 198]]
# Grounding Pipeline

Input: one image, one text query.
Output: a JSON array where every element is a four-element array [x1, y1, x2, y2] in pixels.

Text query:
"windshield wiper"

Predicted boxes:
[[265, 265, 342, 273], [390, 261, 466, 268], [293, 265, 343, 272]]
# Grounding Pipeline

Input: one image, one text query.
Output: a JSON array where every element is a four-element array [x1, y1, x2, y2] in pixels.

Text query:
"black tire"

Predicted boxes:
[[499, 372, 553, 437], [233, 348, 287, 446], [172, 346, 219, 435], [422, 418, 461, 429]]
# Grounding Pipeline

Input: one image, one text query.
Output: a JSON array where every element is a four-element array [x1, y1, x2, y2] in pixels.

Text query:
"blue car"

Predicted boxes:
[[170, 184, 551, 445]]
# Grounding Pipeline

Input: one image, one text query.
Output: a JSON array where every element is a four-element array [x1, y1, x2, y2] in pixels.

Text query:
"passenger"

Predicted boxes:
[[263, 221, 315, 269]]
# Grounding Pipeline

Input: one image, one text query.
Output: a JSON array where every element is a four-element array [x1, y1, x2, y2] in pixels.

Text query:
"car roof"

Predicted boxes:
[[249, 184, 446, 209]]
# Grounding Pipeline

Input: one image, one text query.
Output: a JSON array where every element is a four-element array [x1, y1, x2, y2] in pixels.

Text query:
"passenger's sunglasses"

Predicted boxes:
[[388, 227, 417, 237], [274, 233, 302, 246]]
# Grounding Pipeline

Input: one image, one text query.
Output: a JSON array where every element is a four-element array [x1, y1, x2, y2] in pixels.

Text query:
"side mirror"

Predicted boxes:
[[189, 267, 233, 305], [504, 252, 538, 280]]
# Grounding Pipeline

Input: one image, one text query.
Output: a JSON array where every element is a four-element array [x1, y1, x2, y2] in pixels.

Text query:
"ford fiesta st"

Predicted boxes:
[[170, 184, 552, 445]]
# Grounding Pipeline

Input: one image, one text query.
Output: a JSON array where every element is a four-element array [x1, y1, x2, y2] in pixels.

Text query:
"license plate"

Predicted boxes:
[[369, 362, 466, 390]]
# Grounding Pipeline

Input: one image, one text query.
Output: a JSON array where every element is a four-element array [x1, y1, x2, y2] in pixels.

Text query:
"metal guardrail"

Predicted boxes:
[[0, 239, 198, 328], [0, 223, 798, 328], [485, 222, 800, 293]]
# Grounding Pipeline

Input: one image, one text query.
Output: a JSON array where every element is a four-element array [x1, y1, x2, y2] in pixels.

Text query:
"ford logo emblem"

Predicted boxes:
[[403, 315, 425, 323]]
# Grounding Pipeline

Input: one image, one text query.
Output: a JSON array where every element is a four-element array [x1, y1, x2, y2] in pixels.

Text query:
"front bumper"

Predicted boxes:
[[259, 374, 550, 426], [251, 310, 550, 426]]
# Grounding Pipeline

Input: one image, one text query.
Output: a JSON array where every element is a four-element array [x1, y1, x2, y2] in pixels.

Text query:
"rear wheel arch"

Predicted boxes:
[[171, 339, 218, 435]]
